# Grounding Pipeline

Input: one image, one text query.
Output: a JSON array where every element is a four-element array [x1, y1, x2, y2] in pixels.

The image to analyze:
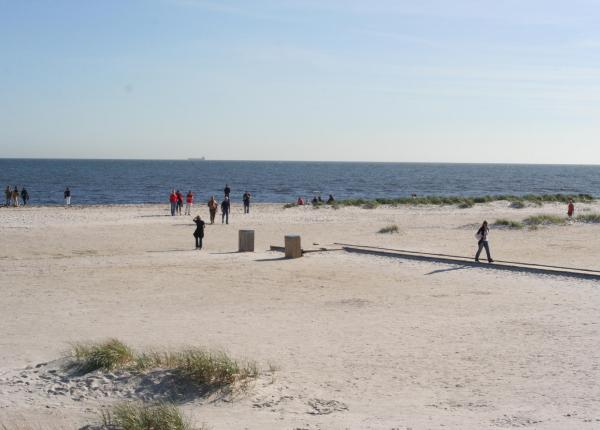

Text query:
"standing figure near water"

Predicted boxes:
[[224, 184, 231, 198], [185, 191, 194, 216], [475, 220, 493, 263], [21, 187, 29, 206], [567, 198, 575, 219], [12, 186, 20, 207], [5, 186, 11, 206], [208, 196, 218, 224], [193, 215, 205, 249], [176, 190, 184, 215], [64, 187, 71, 206], [221, 196, 230, 224], [243, 191, 251, 214], [169, 189, 178, 216]]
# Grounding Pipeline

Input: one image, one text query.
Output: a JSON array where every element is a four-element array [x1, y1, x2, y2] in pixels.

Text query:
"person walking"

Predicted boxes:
[[208, 196, 218, 224], [21, 187, 29, 206], [243, 191, 251, 214], [193, 215, 205, 249], [12, 186, 20, 207], [176, 190, 184, 215], [185, 190, 194, 216], [567, 198, 575, 219], [5, 186, 11, 207], [224, 184, 231, 198], [475, 220, 493, 263], [169, 189, 178, 216], [64, 187, 71, 206], [221, 196, 230, 224]]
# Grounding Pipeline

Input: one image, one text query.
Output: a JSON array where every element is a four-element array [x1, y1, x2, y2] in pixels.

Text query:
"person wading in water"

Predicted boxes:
[[475, 220, 494, 263]]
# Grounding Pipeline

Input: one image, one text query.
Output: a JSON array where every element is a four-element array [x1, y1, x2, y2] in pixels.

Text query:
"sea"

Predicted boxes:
[[1, 159, 599, 205]]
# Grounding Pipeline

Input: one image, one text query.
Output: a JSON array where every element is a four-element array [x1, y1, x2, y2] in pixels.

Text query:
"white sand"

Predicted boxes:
[[1, 202, 600, 429]]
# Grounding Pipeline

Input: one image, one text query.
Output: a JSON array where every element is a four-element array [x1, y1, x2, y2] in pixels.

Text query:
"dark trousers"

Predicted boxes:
[[222, 211, 229, 224], [170, 202, 176, 216], [475, 240, 492, 261], [244, 203, 249, 213], [194, 234, 203, 249], [209, 209, 216, 224]]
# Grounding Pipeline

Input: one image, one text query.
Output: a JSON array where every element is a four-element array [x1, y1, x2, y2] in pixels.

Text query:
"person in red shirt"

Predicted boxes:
[[169, 190, 178, 216], [567, 198, 575, 219], [185, 190, 194, 216], [176, 190, 184, 215]]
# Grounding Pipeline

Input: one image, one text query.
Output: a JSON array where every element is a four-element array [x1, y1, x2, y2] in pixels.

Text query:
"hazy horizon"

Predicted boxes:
[[2, 0, 599, 164]]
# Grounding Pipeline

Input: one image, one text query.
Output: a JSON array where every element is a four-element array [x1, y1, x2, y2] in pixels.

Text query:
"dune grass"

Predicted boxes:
[[377, 225, 400, 234], [70, 340, 257, 387], [71, 339, 135, 373], [523, 214, 566, 226], [509, 200, 526, 209], [494, 219, 524, 229], [282, 203, 296, 209], [101, 402, 197, 430], [334, 193, 593, 208], [576, 213, 600, 223]]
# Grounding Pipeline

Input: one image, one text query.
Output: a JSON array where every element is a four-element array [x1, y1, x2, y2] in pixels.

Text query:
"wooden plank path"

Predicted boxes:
[[334, 243, 600, 281]]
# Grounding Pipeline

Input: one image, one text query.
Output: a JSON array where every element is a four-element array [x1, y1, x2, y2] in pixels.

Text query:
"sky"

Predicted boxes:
[[1, 0, 599, 163]]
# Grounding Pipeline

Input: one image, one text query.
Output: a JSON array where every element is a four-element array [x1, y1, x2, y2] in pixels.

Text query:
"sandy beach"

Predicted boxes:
[[1, 201, 600, 429]]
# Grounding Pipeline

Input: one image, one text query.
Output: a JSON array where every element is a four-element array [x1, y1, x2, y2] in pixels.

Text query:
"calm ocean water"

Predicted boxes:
[[1, 159, 599, 205]]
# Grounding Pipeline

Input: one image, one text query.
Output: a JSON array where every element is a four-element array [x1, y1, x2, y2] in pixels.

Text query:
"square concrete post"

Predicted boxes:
[[238, 230, 255, 252], [284, 235, 302, 258]]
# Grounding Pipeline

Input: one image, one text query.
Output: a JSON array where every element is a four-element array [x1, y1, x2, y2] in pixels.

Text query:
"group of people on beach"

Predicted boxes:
[[3, 186, 29, 207], [295, 194, 335, 206], [473, 198, 577, 263]]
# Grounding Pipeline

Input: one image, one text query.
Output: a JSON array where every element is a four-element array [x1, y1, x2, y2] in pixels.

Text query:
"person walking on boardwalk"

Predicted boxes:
[[5, 186, 11, 206], [242, 191, 251, 214], [193, 215, 205, 249], [169, 189, 178, 216], [64, 187, 71, 206], [185, 190, 194, 216], [208, 196, 218, 224], [221, 196, 230, 224], [21, 187, 29, 206], [475, 220, 493, 263], [567, 198, 575, 219], [224, 184, 231, 198], [176, 190, 184, 215], [12, 186, 20, 207]]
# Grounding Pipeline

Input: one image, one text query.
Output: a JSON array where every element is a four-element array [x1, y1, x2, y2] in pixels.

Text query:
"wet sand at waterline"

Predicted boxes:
[[1, 202, 600, 429]]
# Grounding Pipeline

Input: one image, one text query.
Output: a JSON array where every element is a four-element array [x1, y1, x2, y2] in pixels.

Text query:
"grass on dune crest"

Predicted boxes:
[[494, 219, 524, 229], [576, 213, 600, 223], [101, 402, 203, 430], [377, 225, 400, 234], [523, 214, 567, 226], [70, 340, 258, 387]]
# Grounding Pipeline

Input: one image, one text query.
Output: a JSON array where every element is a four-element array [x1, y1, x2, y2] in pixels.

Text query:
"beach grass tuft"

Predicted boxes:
[[71, 339, 135, 372], [494, 219, 524, 229], [378, 225, 400, 234], [523, 214, 566, 226], [282, 203, 296, 209], [101, 402, 197, 430], [576, 213, 600, 223], [509, 200, 526, 209]]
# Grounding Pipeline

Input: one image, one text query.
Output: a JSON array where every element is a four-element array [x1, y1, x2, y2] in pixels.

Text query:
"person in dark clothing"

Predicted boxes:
[[242, 191, 251, 214], [21, 188, 29, 205], [221, 196, 230, 224], [64, 187, 71, 206], [176, 190, 184, 215], [193, 215, 205, 249], [475, 220, 493, 263], [327, 194, 335, 204], [224, 184, 231, 198]]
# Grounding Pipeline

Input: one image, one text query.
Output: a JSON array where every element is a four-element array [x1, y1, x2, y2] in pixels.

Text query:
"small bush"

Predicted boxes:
[[101, 402, 195, 430], [283, 203, 296, 209], [378, 225, 399, 234], [458, 199, 474, 209], [576, 213, 600, 223], [494, 219, 524, 229], [362, 201, 379, 209], [509, 200, 525, 209], [71, 339, 135, 373], [523, 214, 566, 226]]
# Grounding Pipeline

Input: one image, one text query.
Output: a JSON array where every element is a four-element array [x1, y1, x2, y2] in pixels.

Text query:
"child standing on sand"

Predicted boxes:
[[567, 199, 575, 219], [185, 191, 194, 216], [475, 220, 494, 263]]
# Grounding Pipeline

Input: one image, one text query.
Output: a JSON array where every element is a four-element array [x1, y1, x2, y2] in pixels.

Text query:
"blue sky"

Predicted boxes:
[[1, 0, 599, 163]]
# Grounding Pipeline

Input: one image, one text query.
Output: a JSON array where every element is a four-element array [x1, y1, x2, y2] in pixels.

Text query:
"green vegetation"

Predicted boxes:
[[70, 340, 257, 387], [576, 213, 600, 223], [523, 214, 566, 226], [101, 402, 198, 430], [377, 224, 400, 234], [333, 193, 593, 208], [362, 201, 379, 209], [509, 200, 526, 209], [71, 339, 135, 373], [494, 219, 524, 229], [282, 203, 296, 209]]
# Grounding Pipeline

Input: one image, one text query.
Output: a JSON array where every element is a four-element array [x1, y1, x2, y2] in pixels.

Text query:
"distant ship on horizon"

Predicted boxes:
[[188, 157, 206, 161]]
